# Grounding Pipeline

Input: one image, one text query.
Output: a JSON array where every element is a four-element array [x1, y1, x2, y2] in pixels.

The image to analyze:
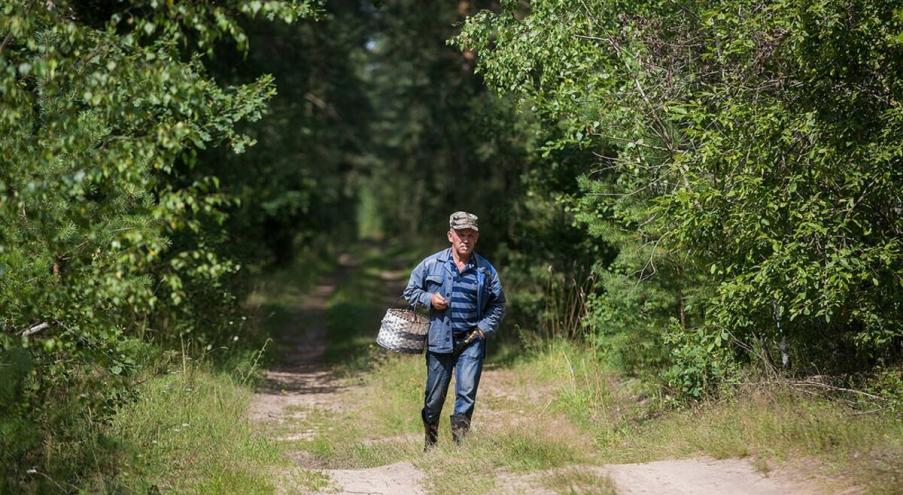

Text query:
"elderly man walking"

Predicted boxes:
[[402, 211, 506, 451]]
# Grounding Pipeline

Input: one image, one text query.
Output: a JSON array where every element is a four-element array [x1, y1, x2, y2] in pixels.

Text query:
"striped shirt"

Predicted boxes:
[[448, 257, 479, 334]]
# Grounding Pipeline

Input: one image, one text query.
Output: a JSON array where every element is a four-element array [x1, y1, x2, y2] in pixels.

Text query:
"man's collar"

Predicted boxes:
[[437, 248, 451, 262], [441, 248, 477, 268]]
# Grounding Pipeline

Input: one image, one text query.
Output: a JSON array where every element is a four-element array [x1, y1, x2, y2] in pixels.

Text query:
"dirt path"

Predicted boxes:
[[248, 275, 345, 424], [494, 458, 823, 495], [249, 254, 822, 495], [249, 256, 427, 494], [603, 458, 821, 495]]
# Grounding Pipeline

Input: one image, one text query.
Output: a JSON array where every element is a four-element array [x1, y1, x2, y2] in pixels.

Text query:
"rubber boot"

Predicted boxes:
[[450, 414, 471, 445], [423, 420, 439, 452]]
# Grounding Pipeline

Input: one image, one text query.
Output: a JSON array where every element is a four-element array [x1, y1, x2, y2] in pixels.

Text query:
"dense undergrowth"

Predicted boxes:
[[0, 246, 333, 494], [0, 1, 325, 491], [454, 0, 903, 399]]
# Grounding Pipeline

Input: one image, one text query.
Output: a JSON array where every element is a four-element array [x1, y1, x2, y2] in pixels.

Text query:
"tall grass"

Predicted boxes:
[[80, 366, 327, 494]]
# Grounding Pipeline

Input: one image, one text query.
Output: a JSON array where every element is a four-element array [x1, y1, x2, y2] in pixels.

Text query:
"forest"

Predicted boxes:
[[1, 1, 900, 493]]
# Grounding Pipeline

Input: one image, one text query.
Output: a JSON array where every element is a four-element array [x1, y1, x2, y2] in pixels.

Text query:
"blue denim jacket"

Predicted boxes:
[[402, 248, 506, 354]]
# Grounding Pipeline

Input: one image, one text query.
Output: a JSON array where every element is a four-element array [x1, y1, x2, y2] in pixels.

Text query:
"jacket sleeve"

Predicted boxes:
[[402, 259, 434, 308], [476, 268, 506, 338]]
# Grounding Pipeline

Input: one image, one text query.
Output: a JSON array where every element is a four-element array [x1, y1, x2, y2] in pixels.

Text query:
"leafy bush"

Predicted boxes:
[[663, 322, 739, 399], [456, 0, 903, 395]]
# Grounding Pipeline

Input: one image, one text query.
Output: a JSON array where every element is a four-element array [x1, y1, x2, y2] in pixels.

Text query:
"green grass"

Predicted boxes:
[[246, 247, 336, 310], [282, 350, 595, 494], [540, 467, 617, 495], [604, 389, 902, 494], [81, 367, 328, 494], [244, 247, 336, 370], [62, 249, 343, 495], [320, 241, 427, 373]]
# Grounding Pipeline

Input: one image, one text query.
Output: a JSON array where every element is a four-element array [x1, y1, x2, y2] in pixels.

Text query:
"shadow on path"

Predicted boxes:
[[249, 257, 356, 422]]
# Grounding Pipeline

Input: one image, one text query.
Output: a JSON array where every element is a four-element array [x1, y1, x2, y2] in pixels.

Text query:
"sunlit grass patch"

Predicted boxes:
[[418, 451, 496, 495], [489, 422, 589, 472], [283, 402, 421, 469], [287, 337, 606, 493], [503, 339, 657, 428], [96, 368, 327, 494], [280, 355, 424, 470], [358, 353, 425, 434], [414, 422, 589, 494], [485, 339, 901, 494], [540, 466, 617, 495]]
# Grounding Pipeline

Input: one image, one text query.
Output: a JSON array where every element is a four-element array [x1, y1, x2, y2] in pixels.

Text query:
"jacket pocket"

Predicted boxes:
[[425, 274, 443, 292]]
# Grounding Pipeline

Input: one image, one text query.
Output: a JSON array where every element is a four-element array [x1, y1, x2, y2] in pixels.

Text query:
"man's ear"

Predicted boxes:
[[447, 229, 454, 243]]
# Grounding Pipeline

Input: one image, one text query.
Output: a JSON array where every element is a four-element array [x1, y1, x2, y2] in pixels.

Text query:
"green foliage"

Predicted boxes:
[[457, 0, 903, 396], [0, 348, 36, 487], [200, 2, 371, 263], [0, 1, 316, 489], [663, 322, 738, 399], [3, 0, 901, 487], [354, 0, 530, 252]]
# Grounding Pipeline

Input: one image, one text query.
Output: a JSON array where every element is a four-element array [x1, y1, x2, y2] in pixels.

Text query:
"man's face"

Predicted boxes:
[[448, 228, 479, 257]]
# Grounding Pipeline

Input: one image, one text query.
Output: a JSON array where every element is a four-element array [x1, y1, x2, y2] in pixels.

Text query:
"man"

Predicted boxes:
[[402, 211, 506, 451]]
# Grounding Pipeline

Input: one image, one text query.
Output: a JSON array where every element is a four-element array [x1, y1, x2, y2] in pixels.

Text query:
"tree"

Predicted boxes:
[[0, 1, 315, 488]]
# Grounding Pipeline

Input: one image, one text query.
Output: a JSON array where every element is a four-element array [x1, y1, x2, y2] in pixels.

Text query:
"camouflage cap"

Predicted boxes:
[[449, 211, 479, 231]]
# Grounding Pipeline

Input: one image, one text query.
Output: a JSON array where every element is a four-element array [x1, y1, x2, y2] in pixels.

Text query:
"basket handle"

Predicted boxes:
[[397, 297, 431, 319], [398, 296, 423, 311]]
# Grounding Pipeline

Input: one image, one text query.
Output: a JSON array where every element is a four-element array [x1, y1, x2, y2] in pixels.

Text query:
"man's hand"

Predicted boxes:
[[430, 293, 448, 310], [453, 329, 484, 354]]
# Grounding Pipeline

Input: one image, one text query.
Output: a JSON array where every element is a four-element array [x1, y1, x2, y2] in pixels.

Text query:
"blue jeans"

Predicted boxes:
[[421, 334, 486, 425]]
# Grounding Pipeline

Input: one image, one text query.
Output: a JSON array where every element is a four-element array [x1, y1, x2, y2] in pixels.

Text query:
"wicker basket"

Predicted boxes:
[[377, 308, 429, 354]]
